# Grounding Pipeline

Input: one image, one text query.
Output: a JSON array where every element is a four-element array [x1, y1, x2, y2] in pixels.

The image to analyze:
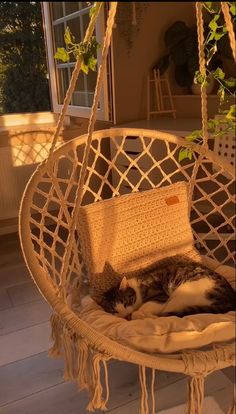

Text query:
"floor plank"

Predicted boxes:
[[222, 366, 235, 384], [0, 300, 51, 336], [0, 288, 12, 311], [0, 322, 52, 366], [108, 370, 233, 414], [0, 382, 92, 414], [0, 264, 30, 288], [7, 281, 43, 306], [0, 361, 183, 414], [0, 352, 64, 407]]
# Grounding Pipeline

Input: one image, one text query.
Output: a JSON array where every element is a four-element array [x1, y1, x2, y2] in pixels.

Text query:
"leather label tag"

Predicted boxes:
[[165, 196, 180, 206]]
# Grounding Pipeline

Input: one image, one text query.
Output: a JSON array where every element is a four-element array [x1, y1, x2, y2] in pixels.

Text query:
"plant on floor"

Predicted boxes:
[[178, 1, 236, 162]]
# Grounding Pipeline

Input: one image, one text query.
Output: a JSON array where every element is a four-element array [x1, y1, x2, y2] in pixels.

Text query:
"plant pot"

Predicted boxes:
[[191, 76, 215, 95]]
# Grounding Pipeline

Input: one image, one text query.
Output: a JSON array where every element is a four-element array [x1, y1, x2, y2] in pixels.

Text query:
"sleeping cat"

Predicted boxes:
[[98, 255, 236, 320]]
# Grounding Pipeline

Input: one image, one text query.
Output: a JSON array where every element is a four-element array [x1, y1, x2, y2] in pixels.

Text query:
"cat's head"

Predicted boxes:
[[99, 276, 139, 319]]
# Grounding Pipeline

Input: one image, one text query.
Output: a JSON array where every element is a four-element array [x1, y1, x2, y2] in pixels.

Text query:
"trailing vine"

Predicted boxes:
[[54, 3, 100, 74], [179, 1, 236, 162]]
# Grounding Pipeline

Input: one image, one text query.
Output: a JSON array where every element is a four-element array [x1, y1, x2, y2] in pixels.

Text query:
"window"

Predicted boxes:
[[42, 2, 110, 120]]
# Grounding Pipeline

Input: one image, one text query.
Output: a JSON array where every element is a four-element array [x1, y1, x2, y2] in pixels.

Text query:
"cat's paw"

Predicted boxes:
[[131, 310, 147, 320]]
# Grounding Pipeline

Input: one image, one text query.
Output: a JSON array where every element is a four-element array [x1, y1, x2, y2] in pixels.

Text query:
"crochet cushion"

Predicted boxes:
[[77, 259, 235, 354], [78, 181, 201, 293]]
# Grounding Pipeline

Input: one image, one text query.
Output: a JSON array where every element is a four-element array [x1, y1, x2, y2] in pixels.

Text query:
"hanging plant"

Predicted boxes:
[[54, 2, 101, 74], [178, 1, 236, 162], [115, 2, 150, 54]]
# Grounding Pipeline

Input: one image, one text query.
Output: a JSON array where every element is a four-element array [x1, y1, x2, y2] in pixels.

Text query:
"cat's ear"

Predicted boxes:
[[119, 276, 129, 290], [103, 261, 118, 276]]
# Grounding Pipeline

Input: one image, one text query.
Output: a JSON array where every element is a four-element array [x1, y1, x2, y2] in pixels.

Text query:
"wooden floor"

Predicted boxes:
[[0, 232, 235, 414]]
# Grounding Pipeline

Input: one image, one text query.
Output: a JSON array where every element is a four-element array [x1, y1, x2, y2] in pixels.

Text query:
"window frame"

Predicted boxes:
[[42, 2, 109, 121]]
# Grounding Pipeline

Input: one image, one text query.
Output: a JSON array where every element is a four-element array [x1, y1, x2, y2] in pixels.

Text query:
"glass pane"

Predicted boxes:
[[79, 2, 90, 10], [71, 67, 85, 92], [71, 68, 86, 106], [87, 70, 97, 92], [88, 92, 95, 107], [57, 68, 70, 104], [51, 3, 64, 20], [81, 12, 90, 36], [54, 23, 65, 48], [65, 2, 80, 15], [72, 91, 87, 107], [67, 17, 82, 43]]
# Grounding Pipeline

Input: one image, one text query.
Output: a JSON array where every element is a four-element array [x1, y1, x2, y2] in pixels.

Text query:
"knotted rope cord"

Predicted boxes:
[[132, 2, 137, 25], [47, 2, 104, 160], [58, 2, 118, 298], [189, 2, 209, 211], [221, 2, 236, 62]]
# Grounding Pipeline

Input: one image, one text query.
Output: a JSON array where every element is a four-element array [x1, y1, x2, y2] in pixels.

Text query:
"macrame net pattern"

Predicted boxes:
[[24, 128, 235, 298]]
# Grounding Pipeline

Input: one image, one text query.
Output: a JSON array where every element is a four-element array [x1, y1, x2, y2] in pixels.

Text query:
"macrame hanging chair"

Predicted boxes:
[[19, 3, 236, 414]]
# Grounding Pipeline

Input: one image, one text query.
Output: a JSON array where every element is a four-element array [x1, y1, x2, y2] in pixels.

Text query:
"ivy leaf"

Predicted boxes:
[[64, 27, 75, 46], [225, 104, 236, 121], [54, 47, 69, 62], [203, 2, 213, 13], [186, 130, 202, 142], [224, 77, 236, 88], [206, 43, 217, 65], [230, 2, 236, 16], [217, 84, 225, 103], [207, 119, 217, 131], [178, 148, 193, 162], [81, 61, 89, 74], [88, 55, 97, 71], [89, 2, 99, 17], [209, 14, 220, 31], [214, 32, 225, 41], [213, 67, 225, 80]]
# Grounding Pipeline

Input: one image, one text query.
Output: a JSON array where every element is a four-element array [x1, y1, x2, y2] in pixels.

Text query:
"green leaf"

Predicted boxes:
[[178, 148, 193, 162], [230, 2, 236, 16], [54, 47, 69, 62], [186, 130, 202, 142], [209, 15, 219, 32], [207, 119, 217, 130], [214, 32, 225, 41], [225, 104, 236, 121], [213, 67, 225, 80], [81, 61, 89, 74], [89, 3, 97, 17], [64, 27, 75, 46], [206, 44, 217, 65], [208, 32, 216, 41], [203, 2, 213, 10], [224, 77, 236, 88], [88, 55, 97, 71], [217, 85, 225, 103]]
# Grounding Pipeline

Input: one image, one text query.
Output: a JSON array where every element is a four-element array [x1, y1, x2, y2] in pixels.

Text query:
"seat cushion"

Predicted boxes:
[[78, 260, 235, 354]]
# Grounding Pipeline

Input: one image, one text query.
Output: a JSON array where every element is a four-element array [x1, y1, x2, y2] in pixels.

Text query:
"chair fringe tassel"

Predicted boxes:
[[49, 316, 234, 414], [186, 376, 205, 414]]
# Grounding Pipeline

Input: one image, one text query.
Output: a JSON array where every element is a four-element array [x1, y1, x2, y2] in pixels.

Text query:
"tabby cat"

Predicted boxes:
[[98, 255, 236, 320]]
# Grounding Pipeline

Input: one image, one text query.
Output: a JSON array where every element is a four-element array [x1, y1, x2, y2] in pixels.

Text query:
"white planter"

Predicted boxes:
[[191, 76, 215, 95]]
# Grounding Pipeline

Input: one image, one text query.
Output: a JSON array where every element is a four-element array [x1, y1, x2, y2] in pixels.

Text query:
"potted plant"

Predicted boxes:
[[154, 20, 222, 94]]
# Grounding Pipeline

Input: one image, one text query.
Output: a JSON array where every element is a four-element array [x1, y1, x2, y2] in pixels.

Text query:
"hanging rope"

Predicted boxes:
[[59, 2, 118, 297], [188, 2, 209, 211], [132, 2, 137, 26], [221, 2, 236, 62], [196, 2, 209, 148], [47, 3, 103, 160]]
